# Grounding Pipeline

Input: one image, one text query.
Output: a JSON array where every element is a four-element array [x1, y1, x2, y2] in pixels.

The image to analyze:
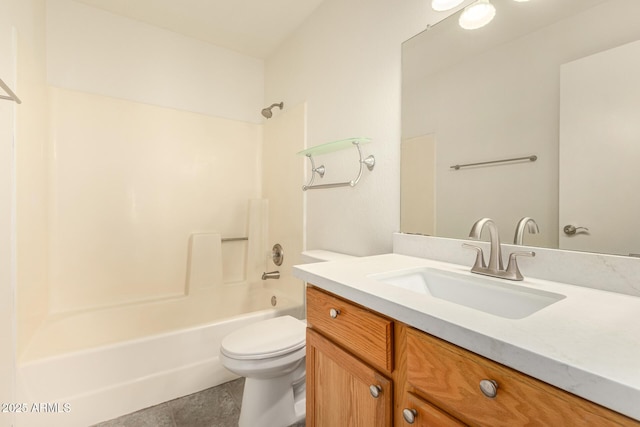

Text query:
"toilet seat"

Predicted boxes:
[[220, 315, 306, 360]]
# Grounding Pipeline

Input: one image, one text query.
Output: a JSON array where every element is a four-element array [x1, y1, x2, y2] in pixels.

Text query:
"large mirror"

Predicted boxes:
[[401, 0, 640, 257]]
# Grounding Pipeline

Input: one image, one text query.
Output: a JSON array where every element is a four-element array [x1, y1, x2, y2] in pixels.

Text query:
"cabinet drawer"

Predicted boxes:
[[401, 393, 464, 427], [406, 328, 634, 426], [306, 286, 393, 373]]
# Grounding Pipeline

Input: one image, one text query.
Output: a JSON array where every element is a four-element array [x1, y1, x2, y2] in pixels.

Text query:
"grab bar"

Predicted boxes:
[[0, 78, 21, 104], [450, 155, 537, 170], [221, 237, 248, 242]]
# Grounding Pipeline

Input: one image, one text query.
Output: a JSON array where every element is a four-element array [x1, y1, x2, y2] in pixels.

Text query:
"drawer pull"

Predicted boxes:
[[479, 379, 499, 398], [402, 408, 417, 424], [329, 308, 340, 318], [369, 385, 382, 398]]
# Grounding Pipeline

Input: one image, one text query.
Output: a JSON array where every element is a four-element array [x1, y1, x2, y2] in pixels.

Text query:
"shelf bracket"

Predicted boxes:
[[302, 140, 375, 191]]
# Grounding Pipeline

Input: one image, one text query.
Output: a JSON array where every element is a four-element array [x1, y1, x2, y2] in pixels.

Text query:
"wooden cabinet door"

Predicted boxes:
[[306, 328, 392, 427]]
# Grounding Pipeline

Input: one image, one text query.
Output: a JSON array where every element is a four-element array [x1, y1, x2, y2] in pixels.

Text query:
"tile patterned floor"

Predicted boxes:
[[93, 378, 305, 427]]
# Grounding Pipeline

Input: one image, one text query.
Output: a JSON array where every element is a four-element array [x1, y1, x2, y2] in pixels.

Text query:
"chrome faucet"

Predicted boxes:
[[464, 218, 535, 281], [261, 271, 280, 280], [513, 217, 539, 245]]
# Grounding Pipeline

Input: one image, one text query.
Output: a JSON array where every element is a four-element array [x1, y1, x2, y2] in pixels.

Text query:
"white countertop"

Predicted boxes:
[[293, 253, 640, 421]]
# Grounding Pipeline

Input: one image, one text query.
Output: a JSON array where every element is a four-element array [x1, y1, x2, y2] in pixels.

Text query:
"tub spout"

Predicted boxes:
[[262, 271, 280, 280]]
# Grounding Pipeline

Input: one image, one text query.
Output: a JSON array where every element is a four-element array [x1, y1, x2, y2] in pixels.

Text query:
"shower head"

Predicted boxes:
[[261, 102, 284, 119]]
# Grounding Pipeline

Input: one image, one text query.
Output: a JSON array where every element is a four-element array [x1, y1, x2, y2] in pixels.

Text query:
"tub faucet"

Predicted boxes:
[[463, 217, 535, 281], [513, 217, 539, 245], [262, 271, 280, 280]]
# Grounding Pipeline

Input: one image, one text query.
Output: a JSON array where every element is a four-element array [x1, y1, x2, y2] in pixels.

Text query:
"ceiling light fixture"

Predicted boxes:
[[431, 0, 465, 12], [459, 0, 496, 30]]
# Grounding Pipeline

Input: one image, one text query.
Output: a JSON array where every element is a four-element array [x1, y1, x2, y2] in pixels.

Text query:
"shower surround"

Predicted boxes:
[[15, 86, 305, 426], [15, 87, 308, 426]]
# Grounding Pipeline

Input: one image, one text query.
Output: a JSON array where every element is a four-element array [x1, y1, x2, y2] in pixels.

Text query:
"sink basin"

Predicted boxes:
[[370, 268, 565, 319]]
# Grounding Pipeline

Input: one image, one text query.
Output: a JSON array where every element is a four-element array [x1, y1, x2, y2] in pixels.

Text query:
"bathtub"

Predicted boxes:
[[16, 285, 303, 427]]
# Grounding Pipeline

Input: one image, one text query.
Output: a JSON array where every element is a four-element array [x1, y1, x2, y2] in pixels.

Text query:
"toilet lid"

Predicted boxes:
[[220, 315, 306, 360]]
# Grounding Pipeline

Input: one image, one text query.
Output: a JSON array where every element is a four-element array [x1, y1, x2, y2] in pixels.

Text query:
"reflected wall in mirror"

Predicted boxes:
[[401, 0, 640, 257]]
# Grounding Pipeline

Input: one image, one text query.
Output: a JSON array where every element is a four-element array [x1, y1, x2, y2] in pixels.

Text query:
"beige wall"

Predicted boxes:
[[0, 20, 17, 427], [401, 135, 435, 236], [3, 0, 50, 362], [262, 103, 306, 300], [47, 88, 262, 313]]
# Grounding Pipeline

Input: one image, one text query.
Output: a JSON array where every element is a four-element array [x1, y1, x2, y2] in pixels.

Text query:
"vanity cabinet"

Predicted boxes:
[[306, 286, 393, 426], [306, 285, 639, 427]]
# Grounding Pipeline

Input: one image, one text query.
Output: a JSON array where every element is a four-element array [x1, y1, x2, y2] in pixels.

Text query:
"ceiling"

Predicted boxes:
[[73, 0, 326, 59]]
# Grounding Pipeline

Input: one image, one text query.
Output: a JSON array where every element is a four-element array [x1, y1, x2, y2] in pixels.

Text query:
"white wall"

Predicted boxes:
[[265, 0, 460, 256], [47, 0, 264, 123]]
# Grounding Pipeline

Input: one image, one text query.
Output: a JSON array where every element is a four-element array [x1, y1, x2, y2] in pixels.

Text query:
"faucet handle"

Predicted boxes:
[[505, 251, 535, 281], [463, 243, 486, 270]]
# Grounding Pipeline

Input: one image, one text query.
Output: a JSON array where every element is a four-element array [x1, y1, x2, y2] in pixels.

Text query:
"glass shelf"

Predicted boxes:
[[298, 137, 375, 191], [297, 137, 371, 157]]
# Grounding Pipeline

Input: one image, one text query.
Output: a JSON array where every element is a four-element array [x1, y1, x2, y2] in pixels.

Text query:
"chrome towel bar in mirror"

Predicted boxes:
[[450, 155, 537, 170]]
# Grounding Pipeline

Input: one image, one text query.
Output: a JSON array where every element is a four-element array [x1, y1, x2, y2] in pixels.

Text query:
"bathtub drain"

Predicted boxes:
[[271, 295, 277, 307]]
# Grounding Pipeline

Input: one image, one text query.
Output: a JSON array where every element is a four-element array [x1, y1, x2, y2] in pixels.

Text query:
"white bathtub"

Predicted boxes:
[[16, 287, 303, 427]]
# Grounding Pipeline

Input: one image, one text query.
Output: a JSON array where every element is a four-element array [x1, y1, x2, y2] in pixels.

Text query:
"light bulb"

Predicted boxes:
[[431, 0, 465, 12], [459, 0, 496, 30]]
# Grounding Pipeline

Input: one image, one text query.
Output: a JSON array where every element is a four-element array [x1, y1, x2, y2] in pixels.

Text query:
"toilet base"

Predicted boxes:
[[238, 360, 306, 427]]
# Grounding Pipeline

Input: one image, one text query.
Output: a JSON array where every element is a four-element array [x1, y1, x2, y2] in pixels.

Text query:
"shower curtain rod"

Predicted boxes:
[[0, 78, 21, 104]]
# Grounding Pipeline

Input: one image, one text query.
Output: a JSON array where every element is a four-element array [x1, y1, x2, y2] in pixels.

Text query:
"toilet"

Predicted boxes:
[[219, 250, 354, 427], [220, 315, 307, 427]]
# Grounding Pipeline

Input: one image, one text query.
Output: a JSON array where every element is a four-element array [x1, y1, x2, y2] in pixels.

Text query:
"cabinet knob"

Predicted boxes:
[[329, 308, 340, 318], [402, 408, 417, 424], [479, 379, 499, 398], [369, 385, 382, 398]]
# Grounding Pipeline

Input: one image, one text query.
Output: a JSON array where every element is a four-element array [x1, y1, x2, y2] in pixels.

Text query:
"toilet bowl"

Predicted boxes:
[[220, 250, 355, 427], [220, 315, 307, 427]]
